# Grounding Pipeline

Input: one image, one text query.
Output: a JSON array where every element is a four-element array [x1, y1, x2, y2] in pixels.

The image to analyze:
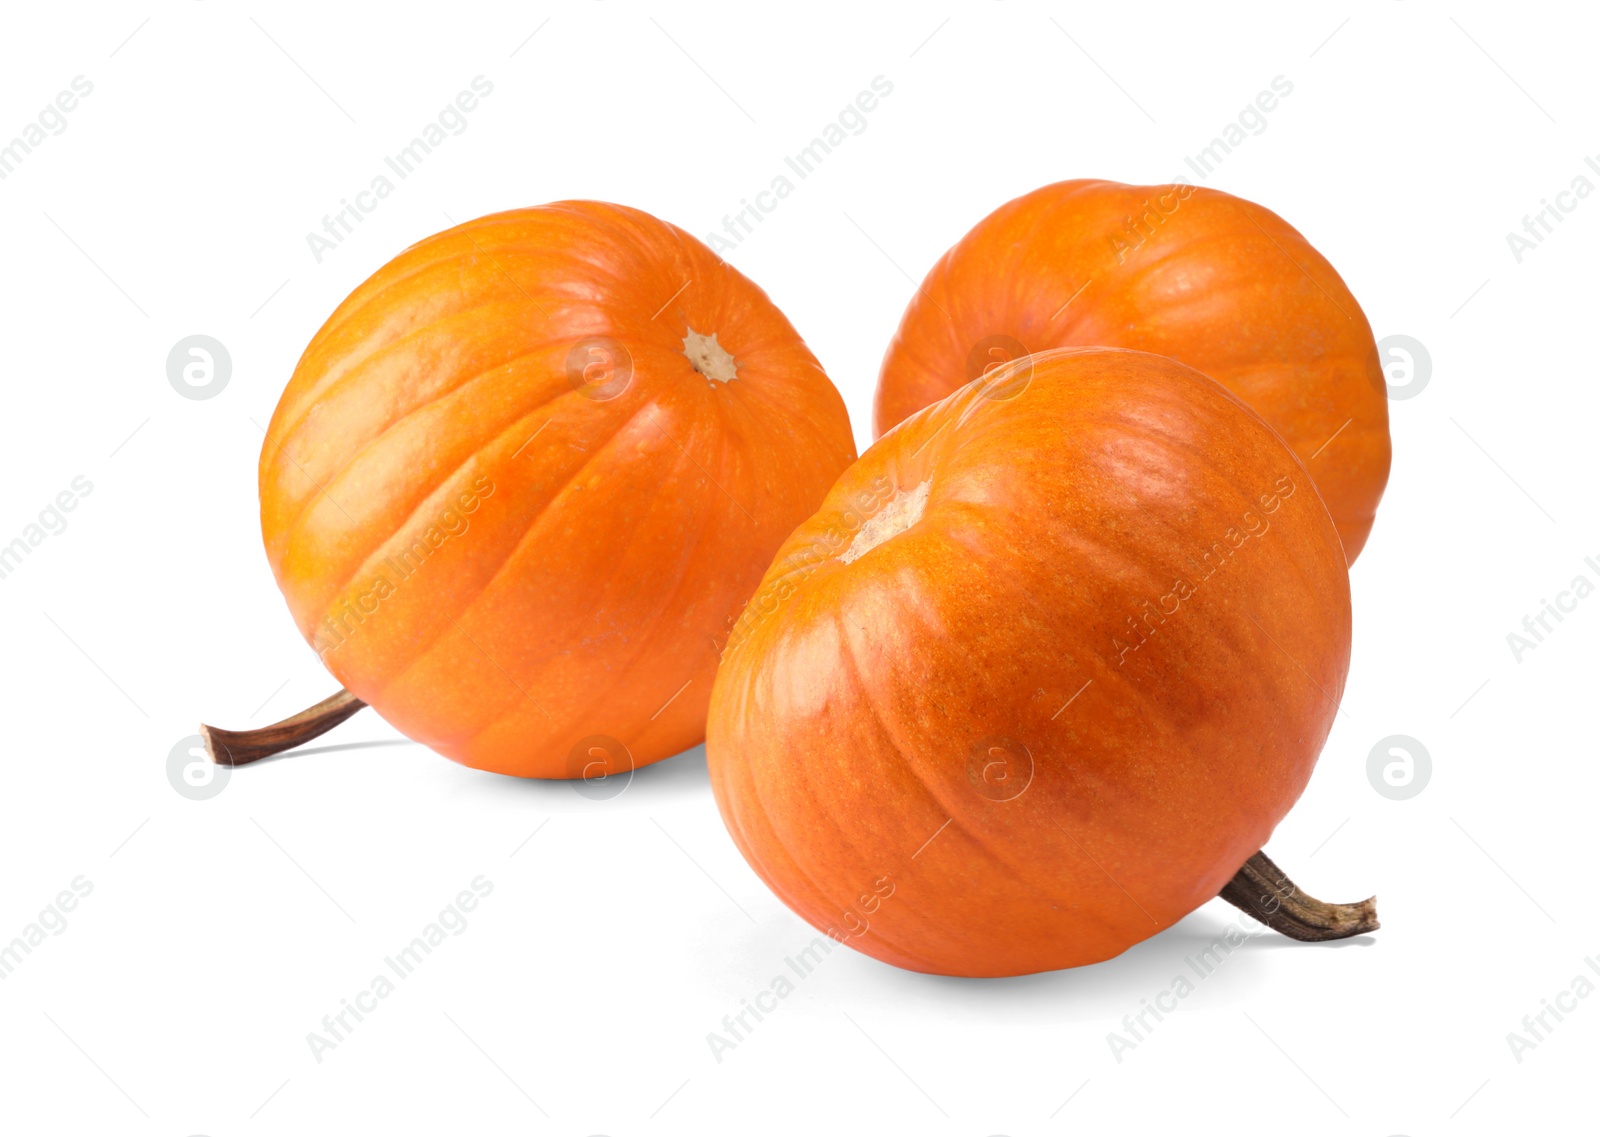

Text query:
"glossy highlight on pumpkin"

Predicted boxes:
[[874, 179, 1391, 563], [709, 348, 1352, 977], [259, 201, 856, 777]]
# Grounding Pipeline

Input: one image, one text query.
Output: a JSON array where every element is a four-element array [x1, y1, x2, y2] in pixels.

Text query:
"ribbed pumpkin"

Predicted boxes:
[[874, 179, 1390, 563], [253, 202, 855, 777], [708, 348, 1352, 976]]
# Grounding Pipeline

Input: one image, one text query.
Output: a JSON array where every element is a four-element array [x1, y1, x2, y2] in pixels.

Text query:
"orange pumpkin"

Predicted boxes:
[[231, 202, 855, 778], [708, 348, 1359, 976], [874, 179, 1390, 563]]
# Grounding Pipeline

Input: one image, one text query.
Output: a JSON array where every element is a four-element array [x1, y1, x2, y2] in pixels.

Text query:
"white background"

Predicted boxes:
[[1, 2, 1594, 1133]]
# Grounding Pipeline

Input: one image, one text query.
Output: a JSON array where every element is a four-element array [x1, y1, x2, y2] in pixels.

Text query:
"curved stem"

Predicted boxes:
[[201, 688, 367, 766], [1218, 849, 1378, 942]]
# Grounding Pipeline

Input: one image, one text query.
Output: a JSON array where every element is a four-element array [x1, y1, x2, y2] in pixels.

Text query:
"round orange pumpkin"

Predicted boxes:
[[249, 202, 855, 777], [874, 179, 1390, 563], [708, 348, 1352, 976]]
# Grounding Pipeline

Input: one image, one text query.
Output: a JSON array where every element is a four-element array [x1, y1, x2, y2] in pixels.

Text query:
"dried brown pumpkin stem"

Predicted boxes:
[[201, 688, 367, 766], [1218, 849, 1378, 941]]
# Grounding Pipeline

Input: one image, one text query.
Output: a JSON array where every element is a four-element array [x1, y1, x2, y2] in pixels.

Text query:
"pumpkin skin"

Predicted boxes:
[[708, 348, 1351, 977], [260, 202, 855, 778], [874, 179, 1390, 563]]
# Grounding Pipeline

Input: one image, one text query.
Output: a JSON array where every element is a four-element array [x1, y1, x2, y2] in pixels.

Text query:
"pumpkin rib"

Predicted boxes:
[[278, 215, 672, 444], [826, 543, 1130, 936], [700, 367, 847, 518], [426, 204, 666, 294], [278, 260, 633, 450], [319, 240, 481, 328], [299, 243, 472, 363], [723, 647, 956, 973], [830, 609, 964, 869], [721, 328, 824, 372], [363, 394, 661, 707], [398, 378, 754, 720], [268, 293, 567, 489], [453, 401, 732, 754], [408, 429, 735, 767], [445, 500, 715, 755], [975, 187, 1104, 329], [300, 458, 524, 662], [477, 242, 670, 313], [697, 379, 827, 500], [698, 685, 783, 898], [541, 198, 660, 243], [522, 202, 693, 301], [545, 480, 720, 742], [490, 365, 836, 770], [276, 254, 733, 552], [879, 326, 939, 384], [1053, 428, 1330, 718], [1122, 195, 1328, 299], [941, 196, 1139, 336], [732, 771, 953, 975], [274, 248, 539, 434], [1221, 198, 1349, 298], [280, 219, 793, 489], [734, 368, 847, 455], [320, 375, 628, 660], [442, 206, 669, 274], [297, 399, 556, 649], [723, 529, 953, 970], [1112, 214, 1279, 285], [1132, 272, 1361, 355], [909, 485, 1231, 871], [272, 352, 586, 599], [1053, 404, 1342, 830], [269, 331, 581, 561], [864, 476, 1164, 940]]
